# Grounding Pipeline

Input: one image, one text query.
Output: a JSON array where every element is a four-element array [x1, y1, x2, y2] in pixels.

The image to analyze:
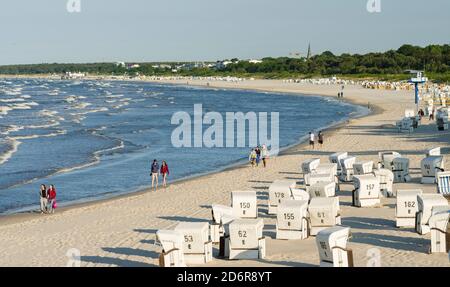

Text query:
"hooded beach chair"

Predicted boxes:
[[228, 219, 266, 260], [374, 168, 394, 197], [416, 194, 449, 235], [156, 230, 187, 267], [268, 180, 297, 214], [276, 200, 309, 240], [395, 189, 423, 228], [437, 172, 450, 198], [352, 175, 381, 208], [392, 157, 411, 183], [427, 147, 441, 157], [290, 188, 310, 202], [231, 191, 258, 219], [329, 152, 348, 176], [308, 182, 336, 198], [210, 204, 234, 244], [302, 158, 321, 185], [174, 222, 213, 264], [339, 156, 356, 182], [429, 206, 450, 253], [353, 161, 374, 176], [308, 197, 341, 236], [316, 226, 353, 267], [378, 151, 401, 170], [421, 156, 445, 184]]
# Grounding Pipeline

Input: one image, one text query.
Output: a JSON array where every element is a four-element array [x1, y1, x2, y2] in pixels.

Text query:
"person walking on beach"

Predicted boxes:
[[309, 132, 315, 149], [318, 131, 324, 147], [47, 185, 57, 214], [255, 146, 261, 167], [160, 161, 170, 188], [249, 149, 257, 167], [39, 184, 48, 214], [261, 144, 269, 168], [151, 159, 160, 191]]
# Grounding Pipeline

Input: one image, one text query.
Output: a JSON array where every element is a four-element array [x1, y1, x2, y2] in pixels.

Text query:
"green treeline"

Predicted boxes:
[[1, 44, 449, 81]]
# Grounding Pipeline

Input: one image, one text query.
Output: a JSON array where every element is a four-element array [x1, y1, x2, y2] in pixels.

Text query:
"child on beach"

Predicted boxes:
[[160, 161, 170, 188], [47, 185, 57, 214], [249, 149, 257, 167], [39, 184, 48, 214], [261, 145, 269, 168], [151, 159, 160, 191]]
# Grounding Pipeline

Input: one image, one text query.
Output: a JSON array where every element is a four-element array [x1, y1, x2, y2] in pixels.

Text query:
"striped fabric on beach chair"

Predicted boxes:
[[437, 172, 450, 198]]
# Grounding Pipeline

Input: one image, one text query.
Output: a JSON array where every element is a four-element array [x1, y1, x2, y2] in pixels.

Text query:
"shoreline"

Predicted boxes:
[[0, 79, 373, 223]]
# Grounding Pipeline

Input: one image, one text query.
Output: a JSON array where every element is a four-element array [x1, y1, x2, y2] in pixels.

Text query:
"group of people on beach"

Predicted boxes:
[[309, 131, 324, 149], [150, 159, 170, 191], [39, 184, 57, 214], [248, 144, 269, 168]]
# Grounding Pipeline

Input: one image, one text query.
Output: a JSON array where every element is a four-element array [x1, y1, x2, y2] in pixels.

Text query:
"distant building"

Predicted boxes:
[[61, 72, 86, 80], [248, 59, 263, 64], [307, 43, 312, 59], [115, 62, 126, 67]]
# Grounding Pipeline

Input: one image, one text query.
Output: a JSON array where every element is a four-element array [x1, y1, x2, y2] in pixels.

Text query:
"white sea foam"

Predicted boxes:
[[0, 98, 25, 103], [0, 139, 21, 165], [0, 106, 13, 116], [73, 102, 92, 109]]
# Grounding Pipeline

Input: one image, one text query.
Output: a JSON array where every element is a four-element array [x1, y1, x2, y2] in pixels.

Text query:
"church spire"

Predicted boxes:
[[307, 43, 312, 59]]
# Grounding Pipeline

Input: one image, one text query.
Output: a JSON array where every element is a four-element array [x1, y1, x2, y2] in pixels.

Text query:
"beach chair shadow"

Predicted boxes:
[[350, 232, 429, 252], [342, 217, 396, 231], [81, 255, 157, 267], [133, 228, 158, 234], [158, 216, 208, 223]]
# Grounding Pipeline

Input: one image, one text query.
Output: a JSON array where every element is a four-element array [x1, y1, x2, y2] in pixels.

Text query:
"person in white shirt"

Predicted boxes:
[[309, 132, 315, 149]]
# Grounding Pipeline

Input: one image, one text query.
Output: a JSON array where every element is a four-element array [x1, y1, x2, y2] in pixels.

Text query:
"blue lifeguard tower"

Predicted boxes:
[[408, 70, 428, 111]]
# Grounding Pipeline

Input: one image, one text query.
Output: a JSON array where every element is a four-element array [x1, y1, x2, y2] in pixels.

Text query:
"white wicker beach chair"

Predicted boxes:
[[395, 189, 423, 228], [339, 156, 356, 182], [308, 197, 341, 236], [374, 168, 394, 197], [316, 226, 353, 267], [308, 182, 336, 198], [392, 157, 411, 183], [416, 194, 449, 235], [437, 172, 450, 198], [268, 180, 297, 214], [429, 206, 450, 253], [352, 175, 381, 208], [378, 151, 401, 170], [211, 204, 234, 244], [276, 200, 309, 240], [156, 230, 187, 267], [421, 156, 445, 184], [329, 152, 348, 175], [353, 161, 374, 176], [228, 219, 265, 260], [174, 222, 213, 264], [231, 191, 257, 219]]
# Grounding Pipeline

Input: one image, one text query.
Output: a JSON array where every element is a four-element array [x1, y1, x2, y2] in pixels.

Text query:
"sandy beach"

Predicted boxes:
[[0, 79, 449, 267]]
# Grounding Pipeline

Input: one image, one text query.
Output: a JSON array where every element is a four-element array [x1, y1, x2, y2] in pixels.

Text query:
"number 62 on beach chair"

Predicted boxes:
[[227, 219, 266, 260]]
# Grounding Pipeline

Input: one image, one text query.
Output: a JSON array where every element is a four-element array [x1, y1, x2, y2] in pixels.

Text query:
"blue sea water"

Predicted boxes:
[[0, 78, 366, 214]]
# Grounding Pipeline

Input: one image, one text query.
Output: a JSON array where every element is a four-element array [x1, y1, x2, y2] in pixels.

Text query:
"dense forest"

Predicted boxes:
[[1, 44, 449, 81]]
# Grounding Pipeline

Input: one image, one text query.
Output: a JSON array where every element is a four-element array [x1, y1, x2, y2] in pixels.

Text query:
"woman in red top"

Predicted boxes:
[[47, 184, 57, 214], [160, 161, 170, 188]]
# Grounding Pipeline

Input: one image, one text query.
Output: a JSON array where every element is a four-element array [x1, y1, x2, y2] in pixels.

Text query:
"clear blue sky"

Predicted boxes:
[[1, 0, 449, 65]]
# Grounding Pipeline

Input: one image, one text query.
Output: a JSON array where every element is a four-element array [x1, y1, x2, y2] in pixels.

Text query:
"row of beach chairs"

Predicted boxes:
[[155, 147, 450, 267]]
